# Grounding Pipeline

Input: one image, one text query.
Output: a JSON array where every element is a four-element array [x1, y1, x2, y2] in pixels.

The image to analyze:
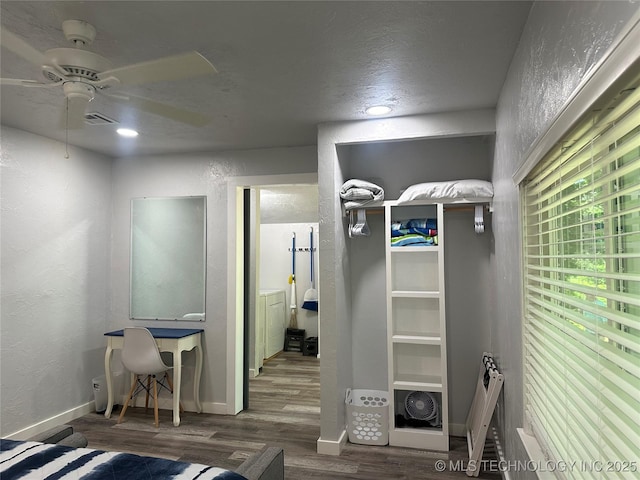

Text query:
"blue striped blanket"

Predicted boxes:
[[391, 234, 438, 247], [391, 218, 438, 247], [0, 439, 247, 480]]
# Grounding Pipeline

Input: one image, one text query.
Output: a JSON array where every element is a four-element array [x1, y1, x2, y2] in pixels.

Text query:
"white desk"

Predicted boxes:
[[104, 327, 203, 426]]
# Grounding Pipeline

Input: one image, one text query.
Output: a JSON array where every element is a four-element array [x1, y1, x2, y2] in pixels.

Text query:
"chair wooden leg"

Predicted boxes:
[[145, 376, 151, 410], [118, 376, 138, 424], [164, 372, 185, 413], [153, 377, 159, 428]]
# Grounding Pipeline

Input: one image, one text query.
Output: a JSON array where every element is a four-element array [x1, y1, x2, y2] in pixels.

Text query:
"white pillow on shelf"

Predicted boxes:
[[396, 179, 494, 204]]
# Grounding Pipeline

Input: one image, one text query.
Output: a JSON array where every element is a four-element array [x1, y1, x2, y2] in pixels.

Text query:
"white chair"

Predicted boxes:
[[117, 327, 180, 427]]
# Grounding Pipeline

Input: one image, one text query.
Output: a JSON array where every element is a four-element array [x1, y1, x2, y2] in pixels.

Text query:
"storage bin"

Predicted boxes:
[[284, 328, 305, 352], [303, 336, 318, 356], [345, 388, 389, 445]]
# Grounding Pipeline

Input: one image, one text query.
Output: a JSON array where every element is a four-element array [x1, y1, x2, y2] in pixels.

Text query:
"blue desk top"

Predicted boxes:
[[105, 327, 204, 338]]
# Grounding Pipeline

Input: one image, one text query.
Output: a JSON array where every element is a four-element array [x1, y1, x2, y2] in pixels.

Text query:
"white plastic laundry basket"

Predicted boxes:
[[345, 388, 389, 445]]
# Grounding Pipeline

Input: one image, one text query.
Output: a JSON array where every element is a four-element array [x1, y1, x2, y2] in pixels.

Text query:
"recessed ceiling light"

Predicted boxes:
[[116, 128, 138, 138], [365, 105, 392, 116]]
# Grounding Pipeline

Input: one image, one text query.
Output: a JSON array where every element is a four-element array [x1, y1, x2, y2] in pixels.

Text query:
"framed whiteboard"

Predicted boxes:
[[130, 196, 206, 321]]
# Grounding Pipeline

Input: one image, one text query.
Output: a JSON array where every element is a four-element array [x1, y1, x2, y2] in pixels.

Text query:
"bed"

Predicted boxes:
[[0, 437, 284, 480]]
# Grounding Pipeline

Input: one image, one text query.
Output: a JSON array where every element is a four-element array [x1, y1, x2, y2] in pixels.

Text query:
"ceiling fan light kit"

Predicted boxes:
[[0, 19, 217, 130], [61, 20, 96, 46], [63, 81, 95, 102]]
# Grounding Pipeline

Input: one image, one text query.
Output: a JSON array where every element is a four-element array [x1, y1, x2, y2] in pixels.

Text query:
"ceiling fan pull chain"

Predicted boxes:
[[64, 96, 70, 159]]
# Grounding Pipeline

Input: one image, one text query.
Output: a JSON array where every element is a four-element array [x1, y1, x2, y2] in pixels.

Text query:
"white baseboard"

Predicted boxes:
[[201, 401, 229, 415], [5, 402, 95, 441], [449, 422, 466, 437], [316, 428, 347, 455], [130, 396, 228, 416]]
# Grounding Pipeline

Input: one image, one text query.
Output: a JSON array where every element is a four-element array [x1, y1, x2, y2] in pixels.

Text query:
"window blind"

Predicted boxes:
[[522, 74, 640, 479]]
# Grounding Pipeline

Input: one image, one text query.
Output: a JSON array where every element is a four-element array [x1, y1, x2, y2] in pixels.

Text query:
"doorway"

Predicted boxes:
[[226, 173, 319, 414], [246, 185, 319, 408]]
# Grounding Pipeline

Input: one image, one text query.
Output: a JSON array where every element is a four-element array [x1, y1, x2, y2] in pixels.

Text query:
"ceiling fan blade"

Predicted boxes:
[[106, 92, 211, 127], [0, 29, 46, 66], [1, 77, 61, 87], [97, 51, 217, 86], [61, 95, 91, 130]]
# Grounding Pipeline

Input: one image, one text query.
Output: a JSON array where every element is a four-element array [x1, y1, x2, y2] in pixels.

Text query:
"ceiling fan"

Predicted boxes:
[[0, 19, 217, 129]]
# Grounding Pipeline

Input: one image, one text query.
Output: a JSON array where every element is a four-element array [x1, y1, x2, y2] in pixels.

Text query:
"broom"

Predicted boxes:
[[302, 227, 318, 311], [288, 232, 298, 329]]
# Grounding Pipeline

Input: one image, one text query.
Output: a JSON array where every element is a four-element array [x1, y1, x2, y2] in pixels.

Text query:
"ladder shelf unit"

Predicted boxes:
[[385, 201, 449, 451]]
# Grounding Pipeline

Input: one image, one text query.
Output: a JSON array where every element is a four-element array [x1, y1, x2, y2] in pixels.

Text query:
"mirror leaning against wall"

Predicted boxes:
[[130, 196, 206, 321]]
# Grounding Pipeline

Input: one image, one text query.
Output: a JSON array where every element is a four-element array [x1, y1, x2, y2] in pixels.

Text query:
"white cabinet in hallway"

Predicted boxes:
[[259, 289, 287, 360]]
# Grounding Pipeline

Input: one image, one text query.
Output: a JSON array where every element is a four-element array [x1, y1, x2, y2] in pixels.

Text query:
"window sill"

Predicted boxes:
[[517, 428, 557, 480]]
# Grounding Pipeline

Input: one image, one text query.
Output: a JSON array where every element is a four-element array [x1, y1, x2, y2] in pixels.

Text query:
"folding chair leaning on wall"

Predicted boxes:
[[465, 352, 504, 477]]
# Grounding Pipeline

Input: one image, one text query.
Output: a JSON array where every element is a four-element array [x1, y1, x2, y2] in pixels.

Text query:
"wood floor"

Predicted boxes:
[[70, 352, 500, 479]]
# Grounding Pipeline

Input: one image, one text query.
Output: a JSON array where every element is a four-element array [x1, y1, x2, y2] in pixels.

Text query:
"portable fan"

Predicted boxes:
[[404, 391, 441, 426]]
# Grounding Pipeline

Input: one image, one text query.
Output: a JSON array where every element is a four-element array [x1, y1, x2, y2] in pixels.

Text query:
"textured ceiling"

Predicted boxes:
[[0, 1, 532, 158]]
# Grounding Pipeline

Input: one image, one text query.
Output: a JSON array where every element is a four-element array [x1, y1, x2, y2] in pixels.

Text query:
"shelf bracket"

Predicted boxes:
[[474, 205, 485, 234], [348, 209, 371, 237]]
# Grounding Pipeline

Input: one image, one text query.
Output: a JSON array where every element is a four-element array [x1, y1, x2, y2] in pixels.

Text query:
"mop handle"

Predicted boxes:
[[310, 227, 314, 287], [292, 232, 296, 276]]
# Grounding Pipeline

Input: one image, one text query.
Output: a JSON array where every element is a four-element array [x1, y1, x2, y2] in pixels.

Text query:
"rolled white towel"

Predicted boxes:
[[339, 179, 384, 202]]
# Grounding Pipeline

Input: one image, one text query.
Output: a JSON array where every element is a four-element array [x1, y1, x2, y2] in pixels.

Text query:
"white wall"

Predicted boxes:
[[0, 127, 112, 437], [109, 146, 317, 411], [491, 1, 640, 477], [260, 223, 319, 337], [259, 185, 318, 224]]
